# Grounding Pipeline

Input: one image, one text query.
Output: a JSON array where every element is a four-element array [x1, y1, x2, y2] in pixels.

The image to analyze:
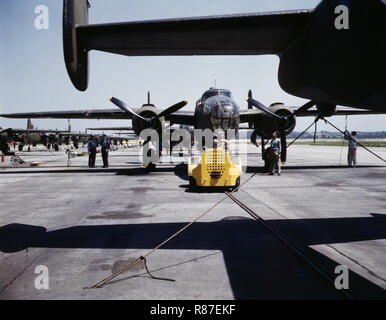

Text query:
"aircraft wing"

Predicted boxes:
[[293, 108, 386, 117], [65, 0, 311, 91], [87, 127, 133, 131], [0, 109, 131, 120], [0, 128, 65, 134], [0, 109, 196, 126], [239, 107, 386, 123], [77, 10, 310, 57], [59, 132, 94, 137], [165, 111, 196, 126]]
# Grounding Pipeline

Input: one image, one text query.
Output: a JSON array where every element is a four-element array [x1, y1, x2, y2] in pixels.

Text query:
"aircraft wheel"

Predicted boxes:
[[54, 144, 59, 151], [146, 163, 156, 172], [18, 144, 23, 152]]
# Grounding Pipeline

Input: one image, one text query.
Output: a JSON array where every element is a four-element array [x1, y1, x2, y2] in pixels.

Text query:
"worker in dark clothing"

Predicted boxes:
[[88, 135, 97, 168], [268, 131, 281, 176], [101, 134, 110, 168]]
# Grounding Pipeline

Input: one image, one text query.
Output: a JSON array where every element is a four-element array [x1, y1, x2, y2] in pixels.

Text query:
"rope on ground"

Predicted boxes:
[[322, 117, 386, 164], [140, 256, 175, 282], [88, 172, 258, 289]]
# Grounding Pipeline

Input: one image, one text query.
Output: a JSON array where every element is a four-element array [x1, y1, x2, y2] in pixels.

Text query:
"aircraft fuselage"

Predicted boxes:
[[194, 88, 240, 134]]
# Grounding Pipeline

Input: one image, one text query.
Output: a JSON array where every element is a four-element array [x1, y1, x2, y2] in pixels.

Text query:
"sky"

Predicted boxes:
[[0, 0, 385, 133]]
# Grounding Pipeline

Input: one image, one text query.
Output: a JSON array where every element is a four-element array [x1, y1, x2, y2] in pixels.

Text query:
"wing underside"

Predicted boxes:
[[79, 10, 311, 57], [239, 108, 386, 123], [63, 0, 311, 90], [0, 109, 130, 120], [0, 110, 196, 126]]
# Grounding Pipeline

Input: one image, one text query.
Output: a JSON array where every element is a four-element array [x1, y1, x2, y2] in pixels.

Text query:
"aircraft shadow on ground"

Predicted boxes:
[[1, 214, 385, 299], [245, 165, 384, 173], [1, 164, 382, 177], [0, 164, 189, 180]]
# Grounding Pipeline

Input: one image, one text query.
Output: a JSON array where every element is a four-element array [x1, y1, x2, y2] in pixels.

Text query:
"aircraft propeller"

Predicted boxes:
[[246, 96, 315, 163], [109, 96, 188, 123]]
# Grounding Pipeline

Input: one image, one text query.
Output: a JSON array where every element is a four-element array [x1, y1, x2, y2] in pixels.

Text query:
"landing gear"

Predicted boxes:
[[261, 137, 271, 172], [145, 162, 156, 172], [1, 142, 9, 156]]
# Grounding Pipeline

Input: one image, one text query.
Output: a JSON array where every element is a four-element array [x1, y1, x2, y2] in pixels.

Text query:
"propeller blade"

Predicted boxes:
[[153, 100, 188, 119], [246, 97, 284, 120], [293, 100, 315, 116], [280, 131, 287, 164], [109, 96, 148, 121], [247, 90, 253, 109], [247, 90, 253, 128]]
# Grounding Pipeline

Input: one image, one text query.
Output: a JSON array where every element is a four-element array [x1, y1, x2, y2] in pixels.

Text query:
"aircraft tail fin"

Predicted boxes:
[[27, 118, 34, 130]]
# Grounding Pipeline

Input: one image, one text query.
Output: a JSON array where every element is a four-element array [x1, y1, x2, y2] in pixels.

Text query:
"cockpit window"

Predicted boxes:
[[202, 89, 232, 101]]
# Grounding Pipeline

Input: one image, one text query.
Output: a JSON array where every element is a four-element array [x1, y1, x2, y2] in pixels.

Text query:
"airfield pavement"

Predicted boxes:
[[0, 142, 385, 300]]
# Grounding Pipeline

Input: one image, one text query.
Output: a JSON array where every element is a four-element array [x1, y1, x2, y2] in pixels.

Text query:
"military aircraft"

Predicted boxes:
[[60, 0, 384, 114], [1, 88, 383, 167], [2, 0, 385, 165], [0, 119, 67, 154]]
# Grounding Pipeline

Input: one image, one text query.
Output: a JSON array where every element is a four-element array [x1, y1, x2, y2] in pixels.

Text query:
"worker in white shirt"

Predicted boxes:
[[344, 130, 358, 167]]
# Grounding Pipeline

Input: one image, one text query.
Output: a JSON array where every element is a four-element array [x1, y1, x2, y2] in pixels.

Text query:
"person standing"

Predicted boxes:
[[101, 134, 110, 168], [345, 130, 358, 167], [269, 131, 281, 176], [88, 135, 97, 168]]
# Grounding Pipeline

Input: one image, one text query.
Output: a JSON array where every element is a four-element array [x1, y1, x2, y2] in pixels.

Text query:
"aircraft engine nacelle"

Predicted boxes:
[[252, 103, 296, 139], [132, 105, 165, 136]]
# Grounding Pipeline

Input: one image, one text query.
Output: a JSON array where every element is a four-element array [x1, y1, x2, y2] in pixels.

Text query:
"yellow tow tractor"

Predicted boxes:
[[188, 145, 242, 191]]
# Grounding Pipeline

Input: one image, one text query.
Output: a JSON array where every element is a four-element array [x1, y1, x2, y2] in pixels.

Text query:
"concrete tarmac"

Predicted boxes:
[[0, 143, 385, 299]]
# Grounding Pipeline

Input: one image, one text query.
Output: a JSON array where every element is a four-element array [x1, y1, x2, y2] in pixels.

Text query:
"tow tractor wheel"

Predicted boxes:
[[229, 177, 240, 192], [189, 177, 197, 191]]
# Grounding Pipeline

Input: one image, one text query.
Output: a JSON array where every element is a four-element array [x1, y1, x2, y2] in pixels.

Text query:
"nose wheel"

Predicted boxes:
[[145, 163, 156, 172]]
